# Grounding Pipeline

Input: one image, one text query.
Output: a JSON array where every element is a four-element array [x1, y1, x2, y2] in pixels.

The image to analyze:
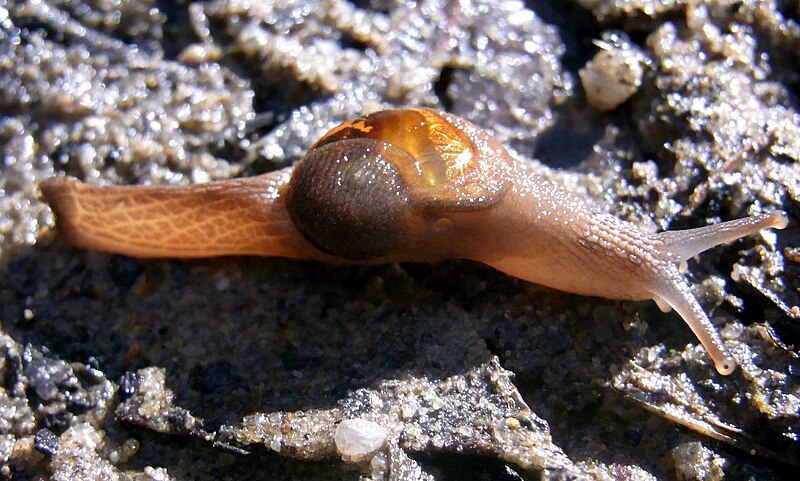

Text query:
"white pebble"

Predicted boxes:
[[269, 437, 282, 452], [334, 418, 389, 462], [580, 36, 645, 111]]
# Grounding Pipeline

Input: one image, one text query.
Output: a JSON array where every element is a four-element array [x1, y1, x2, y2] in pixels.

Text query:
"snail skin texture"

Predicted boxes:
[[40, 108, 788, 375]]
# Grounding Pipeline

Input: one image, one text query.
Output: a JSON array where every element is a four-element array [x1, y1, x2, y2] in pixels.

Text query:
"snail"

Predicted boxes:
[[40, 108, 788, 375]]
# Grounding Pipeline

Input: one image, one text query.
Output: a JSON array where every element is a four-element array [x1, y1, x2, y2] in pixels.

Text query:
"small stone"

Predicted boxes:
[[334, 418, 389, 462], [34, 429, 59, 457], [269, 437, 282, 452], [580, 32, 646, 111], [505, 417, 520, 430]]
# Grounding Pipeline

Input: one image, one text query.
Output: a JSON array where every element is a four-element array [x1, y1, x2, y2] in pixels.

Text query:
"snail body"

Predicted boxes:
[[41, 108, 788, 375]]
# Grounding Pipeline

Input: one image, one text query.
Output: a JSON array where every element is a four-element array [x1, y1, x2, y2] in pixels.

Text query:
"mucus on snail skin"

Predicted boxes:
[[39, 108, 789, 375]]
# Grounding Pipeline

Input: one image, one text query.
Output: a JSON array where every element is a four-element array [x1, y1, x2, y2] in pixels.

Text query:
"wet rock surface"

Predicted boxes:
[[0, 0, 798, 480]]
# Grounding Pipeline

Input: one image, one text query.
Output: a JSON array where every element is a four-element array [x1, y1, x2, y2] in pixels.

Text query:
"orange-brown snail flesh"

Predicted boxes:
[[40, 108, 789, 375], [41, 170, 330, 260]]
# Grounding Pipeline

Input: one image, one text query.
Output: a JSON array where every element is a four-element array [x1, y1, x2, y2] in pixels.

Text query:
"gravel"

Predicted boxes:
[[0, 0, 797, 480]]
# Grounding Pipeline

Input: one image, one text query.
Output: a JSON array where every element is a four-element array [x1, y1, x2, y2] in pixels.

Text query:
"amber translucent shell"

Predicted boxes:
[[314, 108, 512, 211]]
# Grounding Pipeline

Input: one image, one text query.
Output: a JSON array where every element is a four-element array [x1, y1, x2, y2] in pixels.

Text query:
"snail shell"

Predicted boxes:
[[40, 108, 789, 375], [286, 109, 513, 259]]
